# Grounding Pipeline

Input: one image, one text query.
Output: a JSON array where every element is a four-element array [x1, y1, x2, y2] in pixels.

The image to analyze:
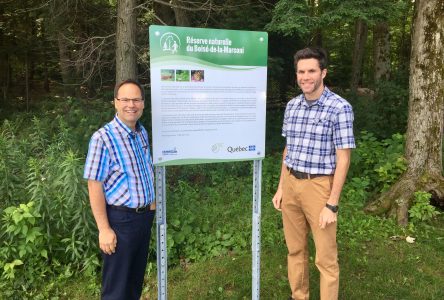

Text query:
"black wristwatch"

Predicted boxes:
[[326, 203, 339, 213]]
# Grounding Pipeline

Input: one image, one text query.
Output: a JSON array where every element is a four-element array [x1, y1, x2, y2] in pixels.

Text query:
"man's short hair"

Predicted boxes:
[[294, 47, 328, 70], [114, 79, 145, 100]]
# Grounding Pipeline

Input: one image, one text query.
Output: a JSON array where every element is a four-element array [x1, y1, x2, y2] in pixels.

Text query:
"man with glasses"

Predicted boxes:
[[84, 79, 155, 300]]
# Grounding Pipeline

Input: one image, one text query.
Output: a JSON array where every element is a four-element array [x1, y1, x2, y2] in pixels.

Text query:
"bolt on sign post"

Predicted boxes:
[[149, 25, 267, 299]]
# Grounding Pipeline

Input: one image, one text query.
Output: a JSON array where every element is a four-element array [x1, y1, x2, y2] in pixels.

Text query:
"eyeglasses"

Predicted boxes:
[[116, 98, 144, 104]]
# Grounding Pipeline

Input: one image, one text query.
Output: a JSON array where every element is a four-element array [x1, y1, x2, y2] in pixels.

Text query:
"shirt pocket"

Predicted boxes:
[[311, 118, 333, 135]]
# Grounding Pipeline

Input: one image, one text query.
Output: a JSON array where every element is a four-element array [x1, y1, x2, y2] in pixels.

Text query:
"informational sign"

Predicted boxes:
[[149, 25, 268, 166]]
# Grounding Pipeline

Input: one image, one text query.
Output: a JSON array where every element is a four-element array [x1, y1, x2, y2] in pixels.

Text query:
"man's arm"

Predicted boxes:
[[87, 180, 117, 255], [319, 148, 351, 229], [272, 146, 288, 211]]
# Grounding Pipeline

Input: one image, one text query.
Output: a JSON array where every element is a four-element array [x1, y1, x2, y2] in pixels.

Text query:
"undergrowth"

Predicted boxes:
[[0, 96, 441, 298]]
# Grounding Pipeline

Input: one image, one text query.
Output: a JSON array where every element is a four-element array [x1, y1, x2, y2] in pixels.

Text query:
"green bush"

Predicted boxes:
[[350, 131, 406, 197], [409, 191, 441, 223], [0, 202, 49, 296], [350, 81, 408, 138], [153, 178, 253, 265], [0, 120, 28, 207], [0, 97, 108, 297]]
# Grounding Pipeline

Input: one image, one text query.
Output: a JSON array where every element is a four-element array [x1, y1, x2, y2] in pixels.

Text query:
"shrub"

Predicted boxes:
[[349, 81, 408, 138], [350, 131, 406, 197], [0, 202, 49, 295], [0, 97, 106, 296], [409, 191, 441, 223], [0, 121, 28, 207]]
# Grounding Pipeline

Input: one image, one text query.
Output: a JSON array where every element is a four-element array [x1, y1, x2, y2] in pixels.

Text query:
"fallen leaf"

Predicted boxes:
[[406, 236, 415, 244]]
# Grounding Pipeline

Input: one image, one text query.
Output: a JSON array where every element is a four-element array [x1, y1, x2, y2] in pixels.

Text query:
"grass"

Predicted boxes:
[[58, 179, 444, 299], [139, 212, 444, 300]]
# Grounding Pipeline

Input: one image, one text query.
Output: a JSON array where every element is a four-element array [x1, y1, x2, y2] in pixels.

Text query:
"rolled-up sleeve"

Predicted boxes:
[[84, 133, 109, 181], [333, 104, 356, 149]]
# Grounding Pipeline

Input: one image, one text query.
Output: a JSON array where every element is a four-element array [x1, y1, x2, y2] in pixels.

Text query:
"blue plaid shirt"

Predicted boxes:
[[84, 115, 155, 208], [282, 87, 355, 175]]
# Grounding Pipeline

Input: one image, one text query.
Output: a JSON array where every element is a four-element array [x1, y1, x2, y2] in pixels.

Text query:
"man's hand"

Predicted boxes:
[[319, 207, 337, 229], [99, 227, 117, 255], [272, 188, 283, 211], [272, 147, 288, 212]]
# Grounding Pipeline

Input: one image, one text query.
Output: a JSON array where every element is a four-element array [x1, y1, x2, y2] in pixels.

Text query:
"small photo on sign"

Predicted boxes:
[[175, 70, 190, 82], [161, 69, 175, 81], [191, 70, 204, 82]]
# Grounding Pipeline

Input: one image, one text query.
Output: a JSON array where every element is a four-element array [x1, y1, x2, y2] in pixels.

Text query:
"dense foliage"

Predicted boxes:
[[0, 96, 440, 298], [0, 98, 112, 297], [1, 0, 414, 111]]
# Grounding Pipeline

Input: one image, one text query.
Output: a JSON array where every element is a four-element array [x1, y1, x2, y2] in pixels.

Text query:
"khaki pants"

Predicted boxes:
[[282, 168, 339, 300]]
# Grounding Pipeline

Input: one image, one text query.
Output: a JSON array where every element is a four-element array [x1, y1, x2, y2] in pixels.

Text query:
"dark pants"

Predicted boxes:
[[101, 207, 155, 300]]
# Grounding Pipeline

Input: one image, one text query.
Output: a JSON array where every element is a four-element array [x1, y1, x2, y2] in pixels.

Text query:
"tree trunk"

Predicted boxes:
[[57, 31, 75, 96], [116, 0, 138, 83], [308, 0, 322, 47], [312, 29, 323, 48], [365, 0, 444, 226], [373, 21, 390, 83], [171, 0, 191, 27], [0, 53, 8, 104], [398, 1, 414, 76], [350, 19, 368, 92], [0, 5, 4, 104], [75, 53, 83, 98], [43, 56, 50, 93], [25, 51, 30, 112]]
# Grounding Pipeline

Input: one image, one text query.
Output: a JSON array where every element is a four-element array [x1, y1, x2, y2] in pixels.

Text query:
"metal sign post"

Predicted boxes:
[[252, 159, 262, 299], [156, 166, 167, 300], [155, 160, 262, 299]]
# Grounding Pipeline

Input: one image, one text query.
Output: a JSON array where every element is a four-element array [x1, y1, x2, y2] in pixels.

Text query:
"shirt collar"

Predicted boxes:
[[112, 114, 141, 137], [299, 86, 331, 108]]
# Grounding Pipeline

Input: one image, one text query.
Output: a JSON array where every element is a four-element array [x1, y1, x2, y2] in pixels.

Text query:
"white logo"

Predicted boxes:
[[211, 143, 224, 153], [160, 32, 181, 54]]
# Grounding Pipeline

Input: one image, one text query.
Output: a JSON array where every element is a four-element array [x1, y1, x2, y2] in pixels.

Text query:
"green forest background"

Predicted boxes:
[[0, 0, 443, 299]]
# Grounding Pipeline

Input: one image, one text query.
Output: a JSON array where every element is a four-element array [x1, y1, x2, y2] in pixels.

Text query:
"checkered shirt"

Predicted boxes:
[[84, 115, 155, 208], [282, 87, 355, 175]]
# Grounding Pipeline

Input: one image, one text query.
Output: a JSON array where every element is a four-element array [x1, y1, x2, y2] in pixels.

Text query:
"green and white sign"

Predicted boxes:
[[149, 25, 268, 166]]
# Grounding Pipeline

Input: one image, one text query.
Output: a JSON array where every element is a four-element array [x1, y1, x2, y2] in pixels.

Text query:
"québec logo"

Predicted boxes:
[[227, 145, 256, 153], [160, 32, 181, 54]]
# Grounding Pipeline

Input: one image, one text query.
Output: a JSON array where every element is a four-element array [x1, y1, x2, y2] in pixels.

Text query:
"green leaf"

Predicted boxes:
[[21, 224, 28, 235], [12, 212, 23, 224], [6, 224, 15, 233], [174, 232, 185, 244], [182, 225, 192, 236], [171, 219, 181, 227], [19, 249, 26, 258], [222, 233, 232, 240], [13, 259, 24, 266], [22, 212, 34, 219]]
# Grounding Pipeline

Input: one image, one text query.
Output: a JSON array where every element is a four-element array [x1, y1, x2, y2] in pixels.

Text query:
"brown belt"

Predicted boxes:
[[287, 167, 331, 180]]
